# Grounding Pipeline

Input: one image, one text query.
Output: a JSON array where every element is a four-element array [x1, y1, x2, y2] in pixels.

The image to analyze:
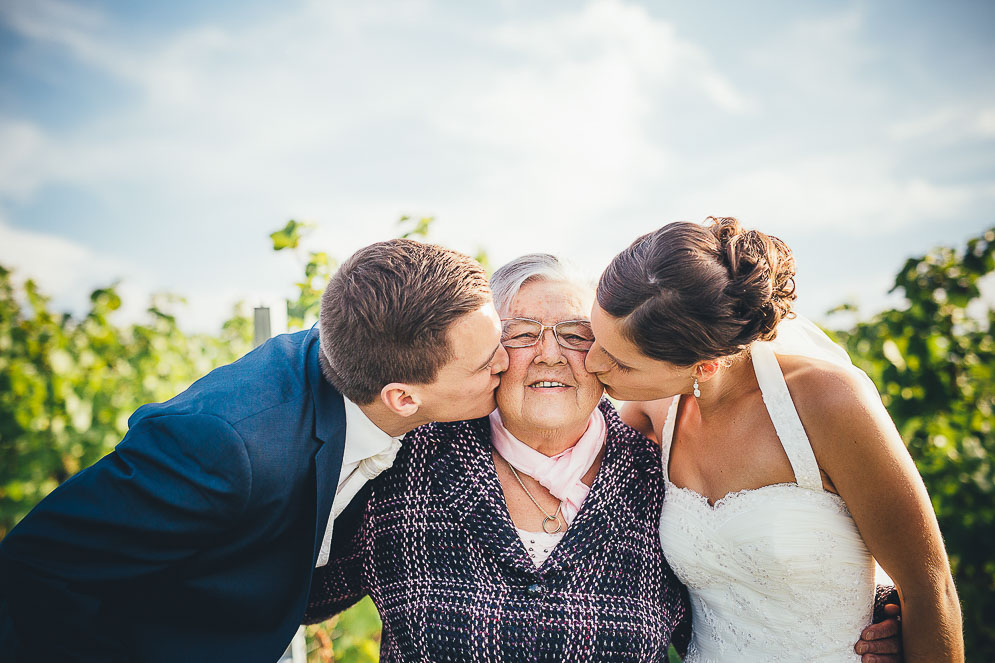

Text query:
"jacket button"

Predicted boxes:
[[526, 583, 545, 597]]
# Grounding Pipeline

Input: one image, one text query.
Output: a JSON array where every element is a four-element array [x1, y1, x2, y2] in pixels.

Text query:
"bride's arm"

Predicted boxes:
[[796, 366, 964, 663]]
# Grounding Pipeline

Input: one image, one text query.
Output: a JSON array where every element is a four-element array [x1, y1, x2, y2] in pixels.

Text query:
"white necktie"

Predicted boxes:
[[316, 438, 401, 567]]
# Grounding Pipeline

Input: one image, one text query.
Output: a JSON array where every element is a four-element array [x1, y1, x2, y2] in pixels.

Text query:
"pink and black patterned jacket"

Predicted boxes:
[[305, 399, 691, 661]]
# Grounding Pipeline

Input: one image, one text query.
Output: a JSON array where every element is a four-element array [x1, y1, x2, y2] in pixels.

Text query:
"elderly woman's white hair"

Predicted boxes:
[[489, 253, 594, 315]]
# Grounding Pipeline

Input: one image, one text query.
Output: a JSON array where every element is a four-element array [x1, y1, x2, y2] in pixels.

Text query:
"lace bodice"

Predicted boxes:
[[659, 343, 875, 662]]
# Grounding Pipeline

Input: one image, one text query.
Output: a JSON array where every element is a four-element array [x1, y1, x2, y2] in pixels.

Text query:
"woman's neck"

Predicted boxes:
[[501, 416, 592, 456], [692, 352, 756, 422]]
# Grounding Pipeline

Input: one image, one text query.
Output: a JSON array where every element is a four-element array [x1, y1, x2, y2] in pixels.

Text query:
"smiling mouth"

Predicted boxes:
[[529, 381, 571, 389]]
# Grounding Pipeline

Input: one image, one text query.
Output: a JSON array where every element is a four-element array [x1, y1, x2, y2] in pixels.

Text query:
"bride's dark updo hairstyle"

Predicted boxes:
[[597, 217, 797, 366]]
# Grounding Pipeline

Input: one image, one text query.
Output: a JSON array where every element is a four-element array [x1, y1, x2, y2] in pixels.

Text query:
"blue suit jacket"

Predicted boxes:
[[0, 328, 353, 662]]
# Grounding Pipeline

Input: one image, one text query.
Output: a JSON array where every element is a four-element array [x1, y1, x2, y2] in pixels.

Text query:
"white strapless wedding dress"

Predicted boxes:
[[659, 342, 875, 662]]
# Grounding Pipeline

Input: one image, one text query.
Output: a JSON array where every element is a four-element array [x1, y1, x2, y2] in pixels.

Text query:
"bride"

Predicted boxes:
[[585, 218, 963, 662]]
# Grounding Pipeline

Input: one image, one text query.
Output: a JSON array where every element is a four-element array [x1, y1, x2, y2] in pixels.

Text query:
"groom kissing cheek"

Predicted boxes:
[[0, 239, 508, 663]]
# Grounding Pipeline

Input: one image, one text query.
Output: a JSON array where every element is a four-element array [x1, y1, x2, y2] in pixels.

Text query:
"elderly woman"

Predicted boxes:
[[306, 254, 688, 660], [305, 254, 901, 662]]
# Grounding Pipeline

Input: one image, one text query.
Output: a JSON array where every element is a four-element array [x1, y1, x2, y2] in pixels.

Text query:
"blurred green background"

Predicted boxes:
[[1, 218, 992, 660]]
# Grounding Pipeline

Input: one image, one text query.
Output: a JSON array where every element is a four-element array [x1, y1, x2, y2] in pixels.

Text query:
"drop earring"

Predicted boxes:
[[693, 378, 701, 398]]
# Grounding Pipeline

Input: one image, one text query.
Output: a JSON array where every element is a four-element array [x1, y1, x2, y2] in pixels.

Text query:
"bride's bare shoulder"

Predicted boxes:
[[775, 353, 893, 451], [776, 353, 873, 406]]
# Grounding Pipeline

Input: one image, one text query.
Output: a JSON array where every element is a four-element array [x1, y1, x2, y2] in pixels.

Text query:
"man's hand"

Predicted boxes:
[[855, 603, 903, 662]]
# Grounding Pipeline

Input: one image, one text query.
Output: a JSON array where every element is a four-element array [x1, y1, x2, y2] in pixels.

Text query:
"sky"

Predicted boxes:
[[1, 0, 993, 334]]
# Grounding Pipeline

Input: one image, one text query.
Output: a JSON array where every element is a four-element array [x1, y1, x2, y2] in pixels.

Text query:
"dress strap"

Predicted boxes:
[[659, 396, 680, 482], [750, 343, 824, 491]]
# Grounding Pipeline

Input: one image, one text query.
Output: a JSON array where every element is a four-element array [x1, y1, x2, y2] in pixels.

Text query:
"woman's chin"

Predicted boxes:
[[604, 386, 646, 402], [515, 408, 578, 433], [600, 383, 623, 399]]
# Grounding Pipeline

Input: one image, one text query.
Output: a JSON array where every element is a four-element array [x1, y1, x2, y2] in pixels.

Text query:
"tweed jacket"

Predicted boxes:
[[306, 399, 691, 662]]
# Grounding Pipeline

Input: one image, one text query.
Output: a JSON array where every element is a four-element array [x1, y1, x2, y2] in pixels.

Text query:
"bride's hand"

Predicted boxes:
[[855, 603, 903, 662]]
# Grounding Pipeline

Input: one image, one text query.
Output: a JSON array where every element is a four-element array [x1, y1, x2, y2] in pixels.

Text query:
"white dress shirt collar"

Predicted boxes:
[[340, 396, 404, 466], [315, 397, 404, 568]]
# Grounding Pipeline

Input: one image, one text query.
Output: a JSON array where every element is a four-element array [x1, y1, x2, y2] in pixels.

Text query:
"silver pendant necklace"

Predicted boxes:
[[506, 462, 564, 534]]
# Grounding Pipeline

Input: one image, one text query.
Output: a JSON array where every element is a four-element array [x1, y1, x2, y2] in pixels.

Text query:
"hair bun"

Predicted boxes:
[[707, 217, 797, 342]]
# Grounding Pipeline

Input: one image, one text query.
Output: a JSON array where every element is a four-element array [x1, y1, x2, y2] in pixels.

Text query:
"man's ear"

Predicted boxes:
[[694, 360, 722, 383], [380, 383, 422, 417]]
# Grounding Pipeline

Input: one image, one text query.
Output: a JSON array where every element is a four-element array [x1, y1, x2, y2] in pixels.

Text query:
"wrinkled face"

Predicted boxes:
[[415, 302, 509, 422], [496, 280, 604, 434], [586, 302, 689, 401]]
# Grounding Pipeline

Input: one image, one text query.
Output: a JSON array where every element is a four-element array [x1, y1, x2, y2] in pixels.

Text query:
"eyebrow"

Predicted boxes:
[[476, 344, 501, 371]]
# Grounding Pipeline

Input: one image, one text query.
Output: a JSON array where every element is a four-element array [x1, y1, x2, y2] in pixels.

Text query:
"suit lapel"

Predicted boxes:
[[304, 327, 348, 566]]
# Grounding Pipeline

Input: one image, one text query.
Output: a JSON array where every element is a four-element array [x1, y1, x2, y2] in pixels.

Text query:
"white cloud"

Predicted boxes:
[[0, 0, 753, 271], [1, 1, 411, 201], [489, 0, 750, 112], [0, 0, 149, 89], [0, 120, 51, 199], [671, 153, 983, 236], [0, 0, 106, 51], [0, 0, 750, 215], [0, 213, 137, 313], [0, 0, 991, 332], [977, 109, 995, 137], [747, 7, 876, 101], [0, 216, 260, 335], [0, 214, 294, 333], [890, 106, 995, 142], [430, 0, 752, 255]]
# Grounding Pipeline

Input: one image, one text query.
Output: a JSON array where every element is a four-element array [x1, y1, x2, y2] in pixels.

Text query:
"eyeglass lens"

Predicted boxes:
[[501, 319, 594, 350]]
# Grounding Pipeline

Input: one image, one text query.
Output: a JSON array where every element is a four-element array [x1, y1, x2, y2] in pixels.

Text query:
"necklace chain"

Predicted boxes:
[[506, 461, 564, 534]]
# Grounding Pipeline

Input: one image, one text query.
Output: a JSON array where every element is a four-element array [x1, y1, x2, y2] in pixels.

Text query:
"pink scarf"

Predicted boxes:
[[489, 407, 607, 524]]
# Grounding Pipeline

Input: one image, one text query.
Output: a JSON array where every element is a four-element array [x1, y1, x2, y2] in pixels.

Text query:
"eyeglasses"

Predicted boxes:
[[500, 318, 595, 351]]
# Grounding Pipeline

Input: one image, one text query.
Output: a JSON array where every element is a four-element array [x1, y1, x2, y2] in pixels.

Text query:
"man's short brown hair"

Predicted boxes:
[[318, 238, 491, 404]]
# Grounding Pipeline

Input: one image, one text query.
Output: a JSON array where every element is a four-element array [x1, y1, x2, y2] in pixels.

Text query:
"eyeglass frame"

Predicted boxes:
[[499, 317, 595, 352]]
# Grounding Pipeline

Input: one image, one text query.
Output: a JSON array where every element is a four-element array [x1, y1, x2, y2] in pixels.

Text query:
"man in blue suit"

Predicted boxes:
[[0, 239, 510, 662]]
